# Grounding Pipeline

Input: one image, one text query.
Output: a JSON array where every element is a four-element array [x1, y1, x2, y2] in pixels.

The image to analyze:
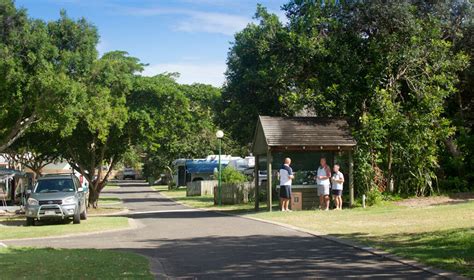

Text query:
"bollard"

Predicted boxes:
[[362, 194, 366, 208]]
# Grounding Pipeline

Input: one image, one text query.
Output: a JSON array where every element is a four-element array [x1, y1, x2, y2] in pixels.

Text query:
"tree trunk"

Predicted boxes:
[[387, 141, 394, 193], [88, 186, 100, 209]]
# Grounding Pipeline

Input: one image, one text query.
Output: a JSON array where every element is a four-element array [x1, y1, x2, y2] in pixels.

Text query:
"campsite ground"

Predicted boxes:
[[0, 247, 153, 279], [156, 186, 474, 278]]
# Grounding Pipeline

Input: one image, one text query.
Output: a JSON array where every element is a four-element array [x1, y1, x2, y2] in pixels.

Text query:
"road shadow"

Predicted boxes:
[[0, 218, 72, 227], [115, 234, 439, 279]]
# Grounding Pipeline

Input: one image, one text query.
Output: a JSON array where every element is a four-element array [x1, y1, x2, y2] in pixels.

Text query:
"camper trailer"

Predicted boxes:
[[0, 169, 29, 206]]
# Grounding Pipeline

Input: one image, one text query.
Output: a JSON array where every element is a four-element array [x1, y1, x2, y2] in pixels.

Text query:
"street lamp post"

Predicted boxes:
[[216, 130, 224, 206]]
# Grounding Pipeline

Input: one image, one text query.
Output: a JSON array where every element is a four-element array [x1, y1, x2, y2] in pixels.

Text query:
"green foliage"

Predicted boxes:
[[0, 2, 95, 151], [366, 188, 383, 206], [220, 5, 298, 144], [221, 166, 247, 184], [223, 0, 471, 197], [60, 51, 144, 207]]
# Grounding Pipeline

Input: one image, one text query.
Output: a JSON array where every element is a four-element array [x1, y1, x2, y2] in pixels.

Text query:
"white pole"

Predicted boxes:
[[362, 194, 366, 208]]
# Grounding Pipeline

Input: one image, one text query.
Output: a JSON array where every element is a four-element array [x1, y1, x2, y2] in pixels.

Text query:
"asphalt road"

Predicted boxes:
[[5, 182, 441, 279]]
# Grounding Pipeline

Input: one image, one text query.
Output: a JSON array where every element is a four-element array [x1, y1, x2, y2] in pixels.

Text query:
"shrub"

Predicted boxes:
[[221, 166, 247, 184], [366, 188, 383, 206]]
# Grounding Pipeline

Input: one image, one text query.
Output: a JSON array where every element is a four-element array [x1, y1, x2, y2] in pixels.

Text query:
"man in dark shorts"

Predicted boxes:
[[278, 158, 294, 212], [331, 164, 345, 210]]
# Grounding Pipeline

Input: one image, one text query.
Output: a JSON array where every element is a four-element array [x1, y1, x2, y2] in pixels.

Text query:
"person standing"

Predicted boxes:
[[316, 157, 331, 211], [331, 164, 345, 210], [278, 158, 294, 212]]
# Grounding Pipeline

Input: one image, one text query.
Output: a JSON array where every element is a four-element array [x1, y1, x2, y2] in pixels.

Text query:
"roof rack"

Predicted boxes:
[[42, 173, 75, 177]]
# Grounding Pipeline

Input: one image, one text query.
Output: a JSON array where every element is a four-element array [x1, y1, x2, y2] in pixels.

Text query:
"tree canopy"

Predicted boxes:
[[222, 0, 472, 195], [0, 2, 96, 151]]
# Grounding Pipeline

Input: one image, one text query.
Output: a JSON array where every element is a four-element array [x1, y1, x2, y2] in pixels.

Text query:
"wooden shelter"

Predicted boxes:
[[252, 116, 357, 211]]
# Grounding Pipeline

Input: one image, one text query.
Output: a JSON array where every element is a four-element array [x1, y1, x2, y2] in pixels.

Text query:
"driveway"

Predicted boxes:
[[5, 182, 441, 279]]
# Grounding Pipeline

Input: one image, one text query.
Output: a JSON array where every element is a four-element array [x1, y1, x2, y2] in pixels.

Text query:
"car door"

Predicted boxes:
[[73, 177, 85, 212]]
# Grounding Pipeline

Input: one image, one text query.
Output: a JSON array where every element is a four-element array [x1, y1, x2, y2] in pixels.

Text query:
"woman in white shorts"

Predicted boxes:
[[316, 157, 331, 211]]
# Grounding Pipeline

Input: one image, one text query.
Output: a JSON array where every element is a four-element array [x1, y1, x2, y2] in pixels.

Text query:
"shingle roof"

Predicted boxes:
[[257, 116, 356, 149]]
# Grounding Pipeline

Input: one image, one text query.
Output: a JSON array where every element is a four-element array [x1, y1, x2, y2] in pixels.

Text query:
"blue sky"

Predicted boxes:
[[15, 0, 288, 87]]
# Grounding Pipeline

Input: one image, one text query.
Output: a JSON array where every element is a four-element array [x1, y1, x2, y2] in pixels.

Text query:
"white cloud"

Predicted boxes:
[[115, 6, 251, 36], [142, 62, 226, 87], [174, 11, 250, 35]]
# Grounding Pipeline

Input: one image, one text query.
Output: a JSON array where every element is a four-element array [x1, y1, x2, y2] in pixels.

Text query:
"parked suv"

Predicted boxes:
[[25, 174, 87, 226]]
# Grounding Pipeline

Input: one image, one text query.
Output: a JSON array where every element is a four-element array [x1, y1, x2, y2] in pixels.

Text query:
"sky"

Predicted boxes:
[[15, 0, 288, 87]]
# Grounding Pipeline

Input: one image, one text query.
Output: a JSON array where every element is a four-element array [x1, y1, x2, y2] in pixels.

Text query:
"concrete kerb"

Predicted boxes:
[[154, 188, 468, 280], [0, 217, 141, 243], [88, 208, 130, 217]]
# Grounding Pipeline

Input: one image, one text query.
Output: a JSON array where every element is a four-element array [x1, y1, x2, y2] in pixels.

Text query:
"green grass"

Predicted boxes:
[[151, 185, 276, 213], [247, 201, 474, 277], [104, 183, 120, 190], [0, 217, 130, 240], [99, 196, 122, 205], [0, 247, 152, 279]]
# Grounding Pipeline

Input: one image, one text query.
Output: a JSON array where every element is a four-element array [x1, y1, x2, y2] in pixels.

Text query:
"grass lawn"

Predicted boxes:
[[104, 183, 120, 190], [0, 217, 130, 240], [0, 247, 152, 279], [151, 185, 276, 212], [99, 196, 122, 205], [248, 201, 474, 278]]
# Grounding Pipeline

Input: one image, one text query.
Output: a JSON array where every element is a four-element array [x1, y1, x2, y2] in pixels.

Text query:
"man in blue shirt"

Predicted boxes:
[[278, 158, 294, 212]]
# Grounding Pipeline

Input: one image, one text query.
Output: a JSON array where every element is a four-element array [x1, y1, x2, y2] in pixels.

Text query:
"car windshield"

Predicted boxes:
[[35, 179, 75, 193]]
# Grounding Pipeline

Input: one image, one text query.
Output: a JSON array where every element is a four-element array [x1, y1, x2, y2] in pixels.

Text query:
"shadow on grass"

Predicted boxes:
[[331, 227, 474, 278], [0, 218, 73, 227], [0, 247, 152, 279]]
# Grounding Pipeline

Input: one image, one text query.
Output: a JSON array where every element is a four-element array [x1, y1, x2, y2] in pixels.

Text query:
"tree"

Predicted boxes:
[[60, 51, 143, 208], [0, 2, 96, 151], [129, 76, 241, 183], [5, 130, 61, 177], [222, 0, 470, 196], [221, 5, 297, 145]]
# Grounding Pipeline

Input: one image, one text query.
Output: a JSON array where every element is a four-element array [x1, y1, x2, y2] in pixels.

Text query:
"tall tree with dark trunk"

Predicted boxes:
[[0, 2, 96, 151], [59, 51, 144, 208]]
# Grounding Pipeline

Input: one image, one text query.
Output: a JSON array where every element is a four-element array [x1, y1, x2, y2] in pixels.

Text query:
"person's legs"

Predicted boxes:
[[338, 195, 343, 209], [323, 186, 330, 210], [280, 186, 292, 211], [324, 195, 330, 210]]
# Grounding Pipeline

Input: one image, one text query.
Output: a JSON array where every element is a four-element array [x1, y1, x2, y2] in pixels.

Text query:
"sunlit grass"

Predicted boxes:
[[0, 247, 152, 279], [249, 201, 474, 277], [0, 217, 130, 240]]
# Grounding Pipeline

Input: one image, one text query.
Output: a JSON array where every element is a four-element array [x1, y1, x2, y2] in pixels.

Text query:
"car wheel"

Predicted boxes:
[[80, 207, 87, 220], [26, 217, 35, 226], [73, 209, 81, 224]]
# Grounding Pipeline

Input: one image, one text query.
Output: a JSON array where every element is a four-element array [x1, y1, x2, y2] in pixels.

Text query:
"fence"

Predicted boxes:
[[186, 180, 217, 196]]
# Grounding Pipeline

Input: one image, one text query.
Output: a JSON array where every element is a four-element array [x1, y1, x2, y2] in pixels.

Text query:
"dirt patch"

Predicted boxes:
[[396, 192, 474, 207]]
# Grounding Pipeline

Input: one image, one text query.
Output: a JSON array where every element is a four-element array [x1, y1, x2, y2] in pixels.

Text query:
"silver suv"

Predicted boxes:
[[25, 174, 87, 226]]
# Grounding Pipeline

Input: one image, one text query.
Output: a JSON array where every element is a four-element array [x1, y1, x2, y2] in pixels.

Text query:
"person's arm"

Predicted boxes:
[[319, 167, 331, 179], [288, 167, 295, 179], [339, 174, 345, 183], [334, 173, 344, 184]]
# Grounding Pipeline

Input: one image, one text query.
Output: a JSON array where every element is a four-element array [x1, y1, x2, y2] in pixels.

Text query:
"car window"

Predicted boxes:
[[35, 179, 75, 193]]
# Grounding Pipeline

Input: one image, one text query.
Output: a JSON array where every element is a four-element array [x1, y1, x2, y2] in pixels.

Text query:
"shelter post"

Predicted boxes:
[[254, 155, 260, 211], [266, 149, 272, 212], [349, 150, 354, 207]]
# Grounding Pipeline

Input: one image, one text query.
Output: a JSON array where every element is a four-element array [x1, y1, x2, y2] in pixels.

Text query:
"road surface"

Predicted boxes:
[[5, 182, 440, 279]]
